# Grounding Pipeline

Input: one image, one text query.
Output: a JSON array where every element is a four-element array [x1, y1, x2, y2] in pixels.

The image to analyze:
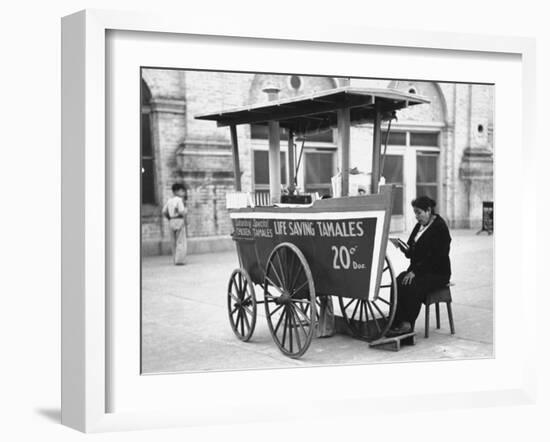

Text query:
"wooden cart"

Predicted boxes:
[[196, 87, 429, 358]]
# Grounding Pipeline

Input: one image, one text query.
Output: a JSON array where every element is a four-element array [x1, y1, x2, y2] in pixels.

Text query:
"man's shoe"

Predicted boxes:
[[385, 322, 412, 337]]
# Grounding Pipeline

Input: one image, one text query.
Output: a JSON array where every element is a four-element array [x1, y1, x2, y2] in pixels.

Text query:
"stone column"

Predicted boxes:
[[458, 85, 494, 229]]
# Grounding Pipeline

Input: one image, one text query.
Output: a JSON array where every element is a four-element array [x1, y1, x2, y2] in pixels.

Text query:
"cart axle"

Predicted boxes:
[[274, 293, 292, 305]]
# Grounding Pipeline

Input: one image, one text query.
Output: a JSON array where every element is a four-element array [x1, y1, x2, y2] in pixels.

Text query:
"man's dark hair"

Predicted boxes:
[[172, 183, 185, 193], [411, 195, 436, 212]]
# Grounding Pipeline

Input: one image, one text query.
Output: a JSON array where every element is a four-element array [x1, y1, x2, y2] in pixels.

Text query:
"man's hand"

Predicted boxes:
[[402, 271, 415, 285]]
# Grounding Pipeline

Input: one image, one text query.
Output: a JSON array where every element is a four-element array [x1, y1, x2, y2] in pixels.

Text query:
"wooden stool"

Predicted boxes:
[[423, 285, 455, 338]]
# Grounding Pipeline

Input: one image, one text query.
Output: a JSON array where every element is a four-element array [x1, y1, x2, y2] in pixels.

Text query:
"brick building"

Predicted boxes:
[[141, 69, 493, 256]]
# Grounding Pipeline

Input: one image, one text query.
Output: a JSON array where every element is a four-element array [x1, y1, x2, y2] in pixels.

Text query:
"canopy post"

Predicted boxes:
[[337, 108, 351, 196], [287, 130, 296, 194], [264, 86, 282, 204], [371, 107, 382, 194], [268, 121, 281, 203], [229, 124, 241, 191]]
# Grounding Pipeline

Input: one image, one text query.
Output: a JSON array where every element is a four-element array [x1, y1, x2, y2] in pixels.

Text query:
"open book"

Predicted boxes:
[[389, 237, 409, 252]]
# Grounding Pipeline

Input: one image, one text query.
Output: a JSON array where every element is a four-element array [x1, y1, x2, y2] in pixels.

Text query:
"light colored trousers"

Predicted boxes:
[[168, 218, 187, 265]]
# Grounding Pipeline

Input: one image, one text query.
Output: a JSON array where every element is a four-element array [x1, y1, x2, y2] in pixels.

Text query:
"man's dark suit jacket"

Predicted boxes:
[[405, 214, 451, 281]]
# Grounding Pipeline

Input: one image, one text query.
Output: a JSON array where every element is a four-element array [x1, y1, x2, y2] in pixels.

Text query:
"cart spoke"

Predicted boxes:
[[378, 297, 391, 306], [231, 305, 239, 315], [293, 302, 312, 325], [290, 306, 306, 346], [268, 303, 284, 318], [292, 280, 309, 297], [367, 302, 381, 333], [286, 252, 296, 291], [288, 310, 294, 353], [240, 309, 245, 336], [291, 298, 311, 304], [291, 312, 303, 351], [264, 290, 279, 300], [379, 284, 392, 288], [281, 310, 289, 348], [243, 305, 254, 317], [264, 276, 284, 294], [360, 301, 368, 326], [289, 260, 303, 292], [292, 298, 310, 313], [351, 299, 361, 321], [371, 300, 387, 321], [377, 292, 391, 304], [275, 251, 287, 288], [274, 308, 287, 335], [228, 291, 239, 303], [343, 298, 355, 310], [235, 309, 242, 330], [267, 262, 285, 290], [242, 307, 251, 331], [283, 247, 292, 288], [362, 301, 369, 324]]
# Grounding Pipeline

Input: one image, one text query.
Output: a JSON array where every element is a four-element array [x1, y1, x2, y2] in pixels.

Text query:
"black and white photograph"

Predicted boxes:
[[3, 0, 547, 439], [140, 68, 494, 373]]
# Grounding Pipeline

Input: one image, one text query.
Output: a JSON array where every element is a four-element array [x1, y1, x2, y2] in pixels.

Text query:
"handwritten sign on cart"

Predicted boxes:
[[231, 210, 385, 300]]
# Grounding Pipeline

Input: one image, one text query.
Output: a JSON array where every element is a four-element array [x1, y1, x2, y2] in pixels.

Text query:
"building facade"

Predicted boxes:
[[141, 69, 493, 256]]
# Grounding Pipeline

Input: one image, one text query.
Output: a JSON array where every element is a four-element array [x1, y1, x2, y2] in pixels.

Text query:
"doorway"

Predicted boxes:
[[381, 130, 441, 232]]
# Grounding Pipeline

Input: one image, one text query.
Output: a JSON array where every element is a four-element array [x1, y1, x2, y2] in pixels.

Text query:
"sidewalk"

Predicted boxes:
[[141, 230, 493, 374]]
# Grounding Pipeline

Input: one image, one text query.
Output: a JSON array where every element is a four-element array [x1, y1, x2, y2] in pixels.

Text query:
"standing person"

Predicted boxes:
[[387, 196, 451, 336], [162, 183, 188, 265]]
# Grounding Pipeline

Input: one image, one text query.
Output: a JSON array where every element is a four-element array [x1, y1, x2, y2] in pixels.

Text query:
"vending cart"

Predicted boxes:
[[195, 86, 429, 358]]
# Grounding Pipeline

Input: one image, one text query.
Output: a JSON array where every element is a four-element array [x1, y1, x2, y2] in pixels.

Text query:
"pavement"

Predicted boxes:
[[141, 229, 494, 374]]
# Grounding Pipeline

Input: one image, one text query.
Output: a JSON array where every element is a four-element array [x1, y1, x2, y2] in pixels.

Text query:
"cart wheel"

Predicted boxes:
[[264, 243, 316, 358], [338, 255, 397, 342], [227, 268, 257, 342]]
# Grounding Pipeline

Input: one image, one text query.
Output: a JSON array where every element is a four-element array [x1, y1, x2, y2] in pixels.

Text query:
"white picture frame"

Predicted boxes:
[[61, 9, 537, 433]]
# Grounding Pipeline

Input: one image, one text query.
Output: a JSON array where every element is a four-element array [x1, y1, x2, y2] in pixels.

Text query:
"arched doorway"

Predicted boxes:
[[141, 79, 156, 205]]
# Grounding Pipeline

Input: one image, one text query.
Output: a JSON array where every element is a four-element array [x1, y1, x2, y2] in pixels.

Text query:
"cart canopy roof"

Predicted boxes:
[[195, 86, 429, 135]]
